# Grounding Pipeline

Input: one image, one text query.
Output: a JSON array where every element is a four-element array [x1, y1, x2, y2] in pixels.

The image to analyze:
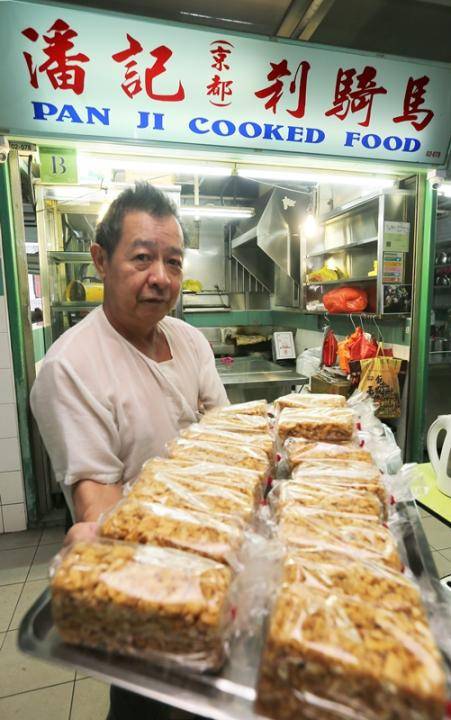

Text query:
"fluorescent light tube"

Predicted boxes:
[[180, 206, 254, 218], [78, 155, 232, 178], [237, 168, 394, 188]]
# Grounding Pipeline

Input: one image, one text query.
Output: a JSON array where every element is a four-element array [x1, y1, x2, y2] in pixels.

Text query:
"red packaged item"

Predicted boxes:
[[321, 327, 338, 367], [323, 286, 368, 314]]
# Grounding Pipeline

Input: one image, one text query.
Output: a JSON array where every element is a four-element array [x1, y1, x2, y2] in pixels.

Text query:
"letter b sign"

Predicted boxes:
[[39, 146, 78, 184]]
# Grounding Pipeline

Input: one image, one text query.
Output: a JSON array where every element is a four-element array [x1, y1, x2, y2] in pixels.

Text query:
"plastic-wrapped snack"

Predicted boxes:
[[205, 399, 268, 417], [282, 547, 426, 618], [292, 458, 382, 484], [271, 481, 384, 520], [166, 438, 270, 481], [99, 498, 245, 567], [130, 469, 257, 523], [180, 423, 275, 461], [274, 392, 346, 412], [284, 437, 373, 469], [277, 406, 356, 443], [278, 507, 402, 570], [256, 584, 445, 720], [51, 540, 233, 672], [200, 411, 271, 435], [290, 475, 388, 508], [138, 458, 262, 504]]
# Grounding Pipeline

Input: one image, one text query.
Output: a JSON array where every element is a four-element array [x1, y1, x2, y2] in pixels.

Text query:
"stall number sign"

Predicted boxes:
[[0, 1, 451, 164], [39, 146, 78, 183], [383, 222, 410, 253]]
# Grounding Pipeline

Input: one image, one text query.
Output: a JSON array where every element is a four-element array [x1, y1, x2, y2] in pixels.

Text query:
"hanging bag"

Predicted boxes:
[[356, 345, 404, 419]]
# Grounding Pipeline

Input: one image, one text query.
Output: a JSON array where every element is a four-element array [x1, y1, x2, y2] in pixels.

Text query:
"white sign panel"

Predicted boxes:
[[1, 1, 451, 164]]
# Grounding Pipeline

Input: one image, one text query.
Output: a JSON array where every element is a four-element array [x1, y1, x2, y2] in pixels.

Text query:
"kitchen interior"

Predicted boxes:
[[25, 148, 415, 420]]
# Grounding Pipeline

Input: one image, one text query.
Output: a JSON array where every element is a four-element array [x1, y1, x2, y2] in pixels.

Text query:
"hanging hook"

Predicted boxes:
[[349, 313, 356, 329], [323, 312, 330, 326], [359, 314, 365, 332]]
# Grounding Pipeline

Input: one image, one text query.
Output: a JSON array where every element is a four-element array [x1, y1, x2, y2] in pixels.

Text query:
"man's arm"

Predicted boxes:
[[65, 479, 123, 545]]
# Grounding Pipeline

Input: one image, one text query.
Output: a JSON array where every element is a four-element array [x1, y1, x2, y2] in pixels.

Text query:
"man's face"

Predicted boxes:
[[93, 210, 184, 331]]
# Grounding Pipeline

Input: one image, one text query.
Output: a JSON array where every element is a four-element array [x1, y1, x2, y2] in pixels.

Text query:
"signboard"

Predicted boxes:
[[0, 1, 451, 164], [39, 146, 78, 183], [383, 221, 410, 252], [382, 251, 404, 283]]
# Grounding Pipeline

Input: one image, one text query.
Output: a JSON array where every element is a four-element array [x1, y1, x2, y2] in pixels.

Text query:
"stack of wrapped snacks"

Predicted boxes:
[[271, 481, 384, 521], [284, 437, 373, 469], [200, 410, 271, 435], [278, 506, 402, 571], [180, 423, 274, 462], [274, 392, 346, 413], [291, 460, 387, 506], [129, 469, 257, 524], [281, 546, 426, 619], [277, 406, 356, 443], [204, 399, 268, 416], [166, 437, 270, 482], [51, 540, 233, 671], [257, 583, 446, 720], [137, 458, 262, 506], [100, 497, 245, 567]]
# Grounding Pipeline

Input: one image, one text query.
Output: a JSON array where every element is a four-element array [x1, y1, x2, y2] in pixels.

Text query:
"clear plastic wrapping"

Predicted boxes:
[[270, 481, 384, 521], [277, 506, 402, 570], [180, 423, 275, 461], [199, 411, 271, 435], [50, 540, 234, 672], [256, 583, 446, 720], [292, 458, 382, 485], [166, 438, 271, 481], [281, 546, 426, 618], [277, 406, 356, 443], [284, 437, 374, 470], [274, 392, 346, 413], [130, 463, 258, 523], [204, 399, 268, 417], [99, 497, 246, 568], [289, 474, 388, 509]]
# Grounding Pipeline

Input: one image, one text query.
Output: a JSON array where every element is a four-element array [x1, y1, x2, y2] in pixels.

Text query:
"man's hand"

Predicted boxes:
[[64, 521, 98, 546]]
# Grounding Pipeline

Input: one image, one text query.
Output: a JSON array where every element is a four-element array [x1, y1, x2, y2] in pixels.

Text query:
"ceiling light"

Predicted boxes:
[[237, 168, 395, 188], [180, 206, 254, 219], [438, 183, 451, 198], [302, 214, 319, 238]]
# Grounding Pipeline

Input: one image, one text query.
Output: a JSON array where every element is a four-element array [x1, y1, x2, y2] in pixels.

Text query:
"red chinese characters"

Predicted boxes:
[[207, 40, 234, 107], [325, 66, 387, 127], [112, 35, 185, 101], [22, 19, 89, 94], [255, 59, 311, 118], [393, 76, 434, 131]]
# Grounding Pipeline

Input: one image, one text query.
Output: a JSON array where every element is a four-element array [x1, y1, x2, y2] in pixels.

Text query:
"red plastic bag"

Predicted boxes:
[[321, 327, 338, 367], [323, 286, 368, 314], [349, 328, 378, 362]]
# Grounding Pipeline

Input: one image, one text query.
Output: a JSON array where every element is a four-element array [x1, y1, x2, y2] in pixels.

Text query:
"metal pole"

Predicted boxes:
[[405, 173, 436, 462]]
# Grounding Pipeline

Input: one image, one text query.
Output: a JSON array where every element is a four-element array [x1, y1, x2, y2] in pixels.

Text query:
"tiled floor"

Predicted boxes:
[[0, 509, 450, 719], [0, 526, 109, 719]]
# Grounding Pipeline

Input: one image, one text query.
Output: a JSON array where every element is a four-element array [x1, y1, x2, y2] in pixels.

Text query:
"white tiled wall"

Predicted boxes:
[[0, 281, 27, 532]]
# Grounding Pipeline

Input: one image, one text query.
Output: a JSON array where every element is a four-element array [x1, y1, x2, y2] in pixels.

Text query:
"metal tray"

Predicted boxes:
[[18, 500, 451, 719]]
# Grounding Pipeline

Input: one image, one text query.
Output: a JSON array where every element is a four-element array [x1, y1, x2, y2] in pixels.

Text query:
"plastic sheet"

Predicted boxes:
[[166, 437, 270, 481], [274, 392, 346, 413], [257, 583, 446, 720], [99, 497, 246, 569], [277, 506, 402, 570], [180, 423, 275, 461], [204, 400, 268, 417], [200, 411, 271, 434], [292, 459, 382, 485], [289, 475, 387, 509], [50, 540, 234, 672], [276, 406, 356, 443], [283, 437, 373, 470], [269, 481, 384, 521], [130, 463, 258, 523]]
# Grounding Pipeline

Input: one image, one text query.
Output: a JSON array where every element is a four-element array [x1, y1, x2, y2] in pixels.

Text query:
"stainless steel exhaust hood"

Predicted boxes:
[[231, 187, 308, 293]]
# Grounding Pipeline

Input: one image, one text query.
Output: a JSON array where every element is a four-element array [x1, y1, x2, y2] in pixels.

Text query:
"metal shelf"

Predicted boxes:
[[305, 275, 376, 287], [51, 302, 100, 312], [306, 237, 378, 258], [48, 251, 92, 263]]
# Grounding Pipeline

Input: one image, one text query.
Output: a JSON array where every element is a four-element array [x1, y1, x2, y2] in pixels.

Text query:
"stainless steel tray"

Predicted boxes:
[[18, 500, 451, 719]]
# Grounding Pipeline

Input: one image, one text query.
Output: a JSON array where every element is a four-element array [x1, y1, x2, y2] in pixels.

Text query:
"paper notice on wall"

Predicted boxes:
[[382, 251, 404, 283], [383, 221, 410, 252]]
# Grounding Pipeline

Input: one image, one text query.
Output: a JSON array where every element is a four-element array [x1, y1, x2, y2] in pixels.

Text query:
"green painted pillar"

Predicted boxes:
[[405, 174, 436, 462], [0, 161, 38, 523]]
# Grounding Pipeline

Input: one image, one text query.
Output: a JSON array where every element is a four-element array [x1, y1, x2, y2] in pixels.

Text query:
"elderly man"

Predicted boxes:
[[31, 182, 228, 719]]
